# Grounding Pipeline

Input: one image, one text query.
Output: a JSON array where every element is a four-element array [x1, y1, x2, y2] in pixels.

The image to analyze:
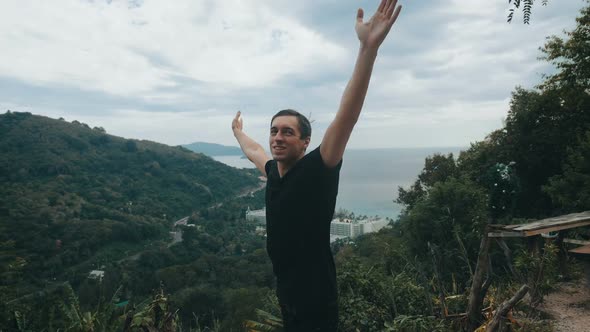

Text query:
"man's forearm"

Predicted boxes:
[[234, 130, 265, 161], [319, 46, 379, 167], [337, 46, 379, 124]]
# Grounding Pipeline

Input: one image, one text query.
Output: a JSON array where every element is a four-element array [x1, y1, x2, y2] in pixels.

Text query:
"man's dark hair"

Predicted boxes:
[[271, 109, 312, 139]]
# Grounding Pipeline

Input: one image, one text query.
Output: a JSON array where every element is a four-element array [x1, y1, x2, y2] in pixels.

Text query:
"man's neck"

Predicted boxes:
[[277, 153, 305, 178], [277, 160, 294, 178]]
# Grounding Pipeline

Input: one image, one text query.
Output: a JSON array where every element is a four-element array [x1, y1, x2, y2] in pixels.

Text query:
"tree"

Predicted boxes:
[[399, 177, 488, 286], [544, 131, 590, 212], [540, 1, 590, 91], [397, 153, 457, 210]]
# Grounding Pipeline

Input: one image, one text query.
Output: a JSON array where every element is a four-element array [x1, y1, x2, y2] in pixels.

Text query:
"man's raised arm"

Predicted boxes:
[[320, 0, 402, 168], [232, 111, 271, 176]]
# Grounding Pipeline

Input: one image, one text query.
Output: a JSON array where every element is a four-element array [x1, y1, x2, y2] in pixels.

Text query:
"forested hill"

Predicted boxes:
[[0, 112, 259, 213], [0, 111, 260, 293], [182, 141, 243, 156]]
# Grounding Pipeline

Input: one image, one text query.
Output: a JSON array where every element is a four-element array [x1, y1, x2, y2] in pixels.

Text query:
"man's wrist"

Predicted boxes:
[[359, 44, 379, 57]]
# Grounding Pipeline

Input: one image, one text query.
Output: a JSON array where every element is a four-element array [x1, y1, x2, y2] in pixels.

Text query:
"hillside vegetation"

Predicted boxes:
[[0, 112, 267, 330]]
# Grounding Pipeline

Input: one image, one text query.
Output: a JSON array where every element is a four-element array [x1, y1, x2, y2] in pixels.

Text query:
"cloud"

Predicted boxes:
[[0, 0, 586, 148], [362, 0, 582, 125], [0, 0, 346, 97]]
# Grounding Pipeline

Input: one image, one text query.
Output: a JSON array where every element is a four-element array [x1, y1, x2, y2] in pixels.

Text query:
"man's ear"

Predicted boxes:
[[303, 136, 310, 149]]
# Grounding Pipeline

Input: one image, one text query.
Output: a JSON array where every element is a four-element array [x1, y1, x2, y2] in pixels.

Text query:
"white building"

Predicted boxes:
[[361, 218, 390, 233], [88, 270, 104, 281], [174, 216, 189, 227], [330, 219, 363, 238], [246, 207, 266, 224], [330, 217, 389, 239]]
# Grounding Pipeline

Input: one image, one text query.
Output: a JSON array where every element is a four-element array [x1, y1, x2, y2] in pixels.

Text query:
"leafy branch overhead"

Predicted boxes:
[[507, 0, 549, 24]]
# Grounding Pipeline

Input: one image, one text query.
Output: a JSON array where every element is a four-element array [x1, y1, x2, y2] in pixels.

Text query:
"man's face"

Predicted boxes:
[[269, 115, 310, 163]]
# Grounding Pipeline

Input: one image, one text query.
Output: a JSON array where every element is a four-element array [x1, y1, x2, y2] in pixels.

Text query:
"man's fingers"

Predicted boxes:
[[385, 0, 397, 16], [388, 5, 402, 25], [232, 111, 242, 130], [356, 8, 364, 23], [377, 0, 387, 13]]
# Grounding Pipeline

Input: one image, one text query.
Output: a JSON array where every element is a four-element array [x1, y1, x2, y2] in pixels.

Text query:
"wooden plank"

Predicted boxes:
[[489, 224, 510, 229], [503, 225, 521, 230], [564, 238, 590, 246], [489, 224, 520, 230], [485, 211, 590, 237], [523, 220, 590, 237], [569, 244, 590, 255], [488, 231, 524, 238], [512, 211, 590, 232]]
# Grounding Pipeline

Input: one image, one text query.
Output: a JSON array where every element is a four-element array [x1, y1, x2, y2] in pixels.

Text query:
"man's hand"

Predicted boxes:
[[356, 0, 402, 50], [320, 0, 402, 168], [231, 111, 271, 176], [232, 111, 243, 135]]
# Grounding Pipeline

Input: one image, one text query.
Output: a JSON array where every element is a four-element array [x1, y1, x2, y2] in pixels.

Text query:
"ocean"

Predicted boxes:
[[213, 147, 464, 219]]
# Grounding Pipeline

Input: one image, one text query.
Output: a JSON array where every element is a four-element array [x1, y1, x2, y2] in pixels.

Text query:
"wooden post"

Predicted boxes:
[[555, 231, 568, 277], [429, 242, 447, 317], [527, 236, 540, 255], [466, 227, 492, 332], [496, 238, 518, 279], [487, 285, 529, 332]]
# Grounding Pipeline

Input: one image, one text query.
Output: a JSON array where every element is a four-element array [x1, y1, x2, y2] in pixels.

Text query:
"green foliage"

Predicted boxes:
[[337, 259, 394, 331], [540, 1, 590, 91], [336, 258, 436, 331], [384, 315, 450, 332], [418, 153, 459, 188], [244, 309, 283, 332], [5, 282, 123, 332], [514, 243, 560, 305], [126, 286, 178, 332], [0, 111, 260, 288], [0, 112, 267, 331], [544, 131, 590, 211], [501, 87, 590, 216], [397, 153, 457, 210], [398, 177, 488, 287], [220, 287, 270, 330], [388, 272, 433, 316]]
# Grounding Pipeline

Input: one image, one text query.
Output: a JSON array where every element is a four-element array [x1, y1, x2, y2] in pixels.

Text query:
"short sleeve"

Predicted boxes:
[[265, 159, 275, 177], [307, 146, 343, 174]]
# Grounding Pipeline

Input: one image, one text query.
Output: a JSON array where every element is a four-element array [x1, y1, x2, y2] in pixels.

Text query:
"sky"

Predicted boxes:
[[0, 0, 586, 149]]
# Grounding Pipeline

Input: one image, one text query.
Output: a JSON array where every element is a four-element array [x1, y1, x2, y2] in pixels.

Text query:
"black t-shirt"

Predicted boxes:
[[265, 146, 342, 308]]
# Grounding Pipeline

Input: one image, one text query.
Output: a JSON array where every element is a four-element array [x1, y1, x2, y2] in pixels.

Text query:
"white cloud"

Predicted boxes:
[[0, 0, 346, 97], [0, 0, 586, 148], [361, 0, 582, 143]]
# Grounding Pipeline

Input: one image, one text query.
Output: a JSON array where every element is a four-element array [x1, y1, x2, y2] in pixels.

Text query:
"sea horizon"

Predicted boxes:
[[213, 146, 466, 219]]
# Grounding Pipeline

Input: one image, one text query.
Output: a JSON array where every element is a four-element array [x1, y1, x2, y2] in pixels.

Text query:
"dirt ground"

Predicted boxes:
[[538, 281, 590, 332]]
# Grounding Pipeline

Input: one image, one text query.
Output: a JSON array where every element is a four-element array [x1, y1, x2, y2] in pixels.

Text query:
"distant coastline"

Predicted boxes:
[[182, 141, 243, 156], [213, 146, 465, 219]]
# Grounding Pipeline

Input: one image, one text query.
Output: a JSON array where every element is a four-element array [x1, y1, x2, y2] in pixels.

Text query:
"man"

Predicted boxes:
[[232, 1, 402, 330]]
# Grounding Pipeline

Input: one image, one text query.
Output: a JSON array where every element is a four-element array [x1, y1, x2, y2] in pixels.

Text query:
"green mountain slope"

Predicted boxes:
[[0, 111, 260, 292], [182, 141, 243, 156]]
